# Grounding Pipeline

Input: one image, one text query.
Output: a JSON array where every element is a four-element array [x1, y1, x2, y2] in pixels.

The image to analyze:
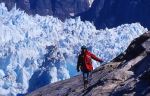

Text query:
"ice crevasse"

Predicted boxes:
[[0, 3, 148, 96]]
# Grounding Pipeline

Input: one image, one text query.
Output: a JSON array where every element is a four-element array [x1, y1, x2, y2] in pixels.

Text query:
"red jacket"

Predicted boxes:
[[77, 50, 103, 72]]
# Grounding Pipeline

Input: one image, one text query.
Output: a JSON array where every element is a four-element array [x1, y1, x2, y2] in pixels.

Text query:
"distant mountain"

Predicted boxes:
[[27, 32, 150, 96], [0, 0, 90, 20], [1, 0, 150, 29], [78, 0, 150, 29]]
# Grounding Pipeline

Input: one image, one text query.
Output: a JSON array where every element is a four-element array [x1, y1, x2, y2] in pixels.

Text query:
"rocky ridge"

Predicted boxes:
[[27, 32, 150, 96]]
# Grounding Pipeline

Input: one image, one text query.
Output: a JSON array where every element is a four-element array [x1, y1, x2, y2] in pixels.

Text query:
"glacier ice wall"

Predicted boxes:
[[0, 3, 148, 96]]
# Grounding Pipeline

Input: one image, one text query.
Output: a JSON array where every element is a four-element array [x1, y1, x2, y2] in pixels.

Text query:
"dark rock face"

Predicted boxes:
[[1, 0, 150, 29], [78, 0, 150, 29], [113, 32, 150, 62], [27, 32, 150, 96], [0, 0, 90, 20]]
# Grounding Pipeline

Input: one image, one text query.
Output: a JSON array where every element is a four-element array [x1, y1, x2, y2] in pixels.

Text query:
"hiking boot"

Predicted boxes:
[[84, 79, 88, 89]]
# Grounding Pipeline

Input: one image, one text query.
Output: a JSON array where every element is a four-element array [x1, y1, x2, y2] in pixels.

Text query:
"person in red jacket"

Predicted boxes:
[[77, 45, 103, 89]]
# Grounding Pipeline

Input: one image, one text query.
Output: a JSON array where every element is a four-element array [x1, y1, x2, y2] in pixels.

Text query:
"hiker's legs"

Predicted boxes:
[[83, 72, 92, 80], [85, 72, 93, 84], [88, 72, 92, 81], [83, 72, 89, 89]]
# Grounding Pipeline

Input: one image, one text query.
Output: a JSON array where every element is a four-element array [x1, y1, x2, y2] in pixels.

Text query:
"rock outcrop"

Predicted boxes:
[[27, 32, 150, 96]]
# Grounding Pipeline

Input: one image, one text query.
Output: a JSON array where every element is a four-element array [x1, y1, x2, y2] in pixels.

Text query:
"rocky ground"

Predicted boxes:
[[27, 32, 150, 96]]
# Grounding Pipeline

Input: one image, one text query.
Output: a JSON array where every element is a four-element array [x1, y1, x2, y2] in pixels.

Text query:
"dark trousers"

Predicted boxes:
[[83, 72, 90, 80], [82, 71, 92, 88]]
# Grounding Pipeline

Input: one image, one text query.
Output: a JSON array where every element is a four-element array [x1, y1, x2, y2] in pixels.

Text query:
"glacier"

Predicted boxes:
[[0, 3, 148, 96]]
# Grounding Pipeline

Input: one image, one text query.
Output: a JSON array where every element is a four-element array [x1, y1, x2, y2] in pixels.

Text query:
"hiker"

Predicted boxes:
[[77, 45, 103, 89]]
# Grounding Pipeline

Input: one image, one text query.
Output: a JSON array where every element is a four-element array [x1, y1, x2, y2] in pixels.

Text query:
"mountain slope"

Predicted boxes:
[[0, 0, 90, 20], [1, 0, 150, 29], [78, 0, 150, 29], [27, 32, 150, 96]]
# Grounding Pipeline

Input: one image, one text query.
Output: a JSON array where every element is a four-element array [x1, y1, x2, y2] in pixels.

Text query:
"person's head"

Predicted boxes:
[[81, 45, 87, 53]]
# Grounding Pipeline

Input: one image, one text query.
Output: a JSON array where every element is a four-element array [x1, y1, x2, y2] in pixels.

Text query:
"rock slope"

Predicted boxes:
[[27, 32, 150, 96], [78, 0, 150, 29]]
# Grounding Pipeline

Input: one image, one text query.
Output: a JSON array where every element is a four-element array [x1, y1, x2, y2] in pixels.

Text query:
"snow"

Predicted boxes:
[[0, 3, 148, 96], [88, 0, 94, 7]]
